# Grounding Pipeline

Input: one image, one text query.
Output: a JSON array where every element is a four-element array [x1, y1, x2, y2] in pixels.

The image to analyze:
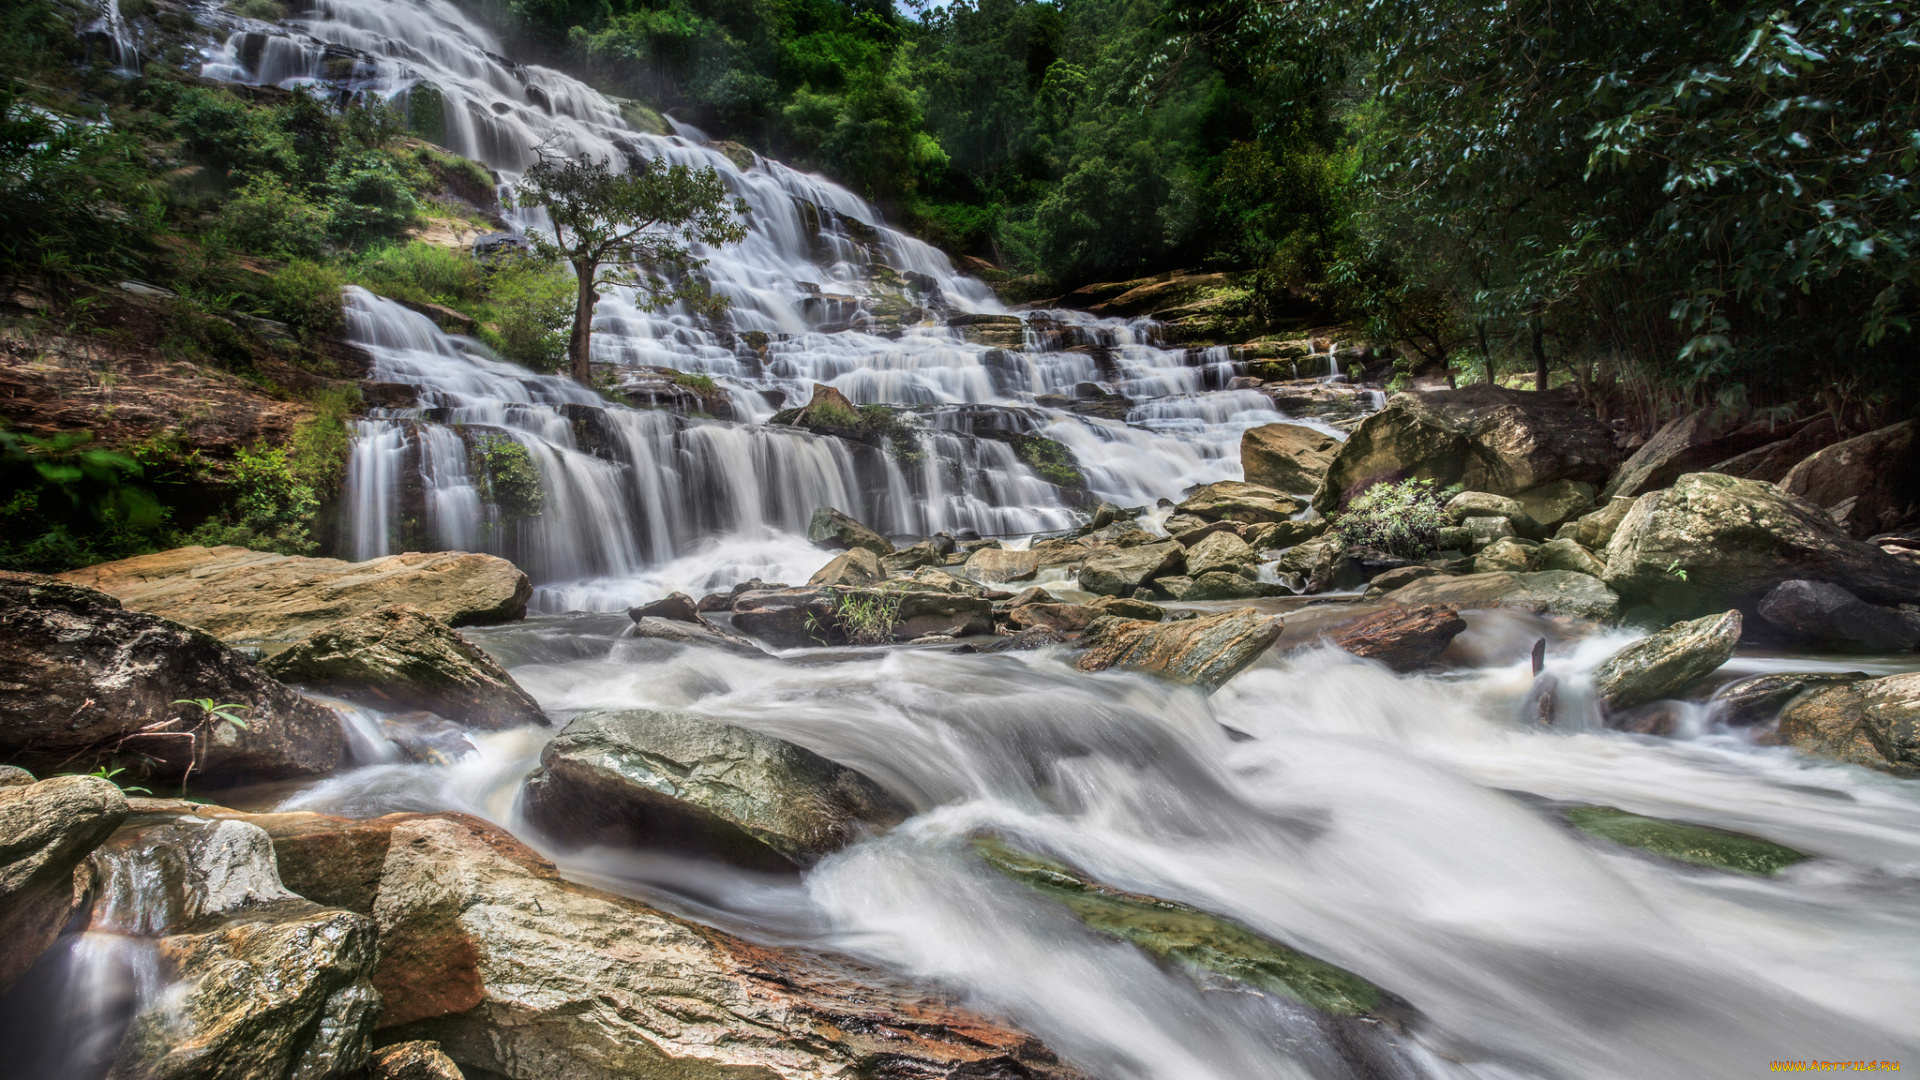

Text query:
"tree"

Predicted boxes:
[[513, 151, 749, 385]]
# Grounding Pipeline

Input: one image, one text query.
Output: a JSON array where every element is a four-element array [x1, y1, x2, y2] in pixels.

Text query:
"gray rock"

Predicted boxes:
[[263, 604, 548, 730], [1535, 537, 1606, 576], [1075, 608, 1283, 694], [1709, 672, 1868, 727], [1602, 473, 1920, 617], [0, 574, 344, 784], [1445, 491, 1528, 528], [1381, 571, 1621, 622], [1079, 541, 1183, 596], [379, 712, 482, 765], [1176, 481, 1306, 524], [1591, 610, 1742, 714], [1183, 531, 1259, 579], [1470, 537, 1533, 574], [1777, 672, 1920, 776], [1779, 420, 1919, 539], [1756, 579, 1920, 651], [1602, 409, 1791, 501], [806, 506, 894, 556], [523, 708, 911, 869], [1512, 480, 1598, 535], [628, 616, 768, 656], [0, 774, 127, 993], [1240, 423, 1340, 494], [1463, 515, 1517, 550], [1556, 496, 1638, 550], [1158, 572, 1282, 601], [963, 546, 1040, 583], [1247, 517, 1327, 551], [1314, 385, 1620, 514], [880, 541, 946, 575]]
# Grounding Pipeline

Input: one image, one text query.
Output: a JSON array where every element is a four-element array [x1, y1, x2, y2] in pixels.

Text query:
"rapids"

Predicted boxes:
[[15, 1, 1916, 1078]]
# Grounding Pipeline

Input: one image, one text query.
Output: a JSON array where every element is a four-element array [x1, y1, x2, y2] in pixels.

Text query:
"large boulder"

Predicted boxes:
[[1555, 495, 1637, 550], [729, 587, 839, 647], [627, 615, 768, 656], [1709, 414, 1840, 483], [1176, 481, 1305, 524], [805, 506, 894, 556], [1755, 580, 1920, 652], [1779, 419, 1920, 539], [1313, 386, 1620, 514], [262, 605, 547, 730], [1535, 538, 1606, 576], [1078, 541, 1183, 596], [61, 546, 531, 644], [806, 547, 883, 587], [84, 810, 380, 1080], [1380, 571, 1620, 622], [1511, 480, 1599, 536], [0, 773, 127, 993], [1590, 610, 1742, 714], [1182, 530, 1259, 579], [1601, 473, 1920, 617], [963, 546, 1041, 583], [1709, 672, 1867, 727], [1321, 605, 1467, 672], [1241, 423, 1340, 494], [731, 586, 989, 647], [1075, 608, 1283, 694], [0, 575, 344, 783], [522, 708, 911, 870], [249, 811, 1083, 1080], [1601, 409, 1793, 501], [1777, 672, 1920, 776]]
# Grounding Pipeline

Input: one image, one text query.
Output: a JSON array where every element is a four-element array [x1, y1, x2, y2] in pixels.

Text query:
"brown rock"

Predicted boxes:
[[1322, 605, 1467, 672], [1075, 609, 1283, 694], [1776, 672, 1920, 776], [1007, 603, 1096, 633], [628, 592, 700, 623], [807, 547, 884, 587], [1710, 415, 1840, 482], [1176, 481, 1306, 524], [1779, 419, 1920, 539], [1602, 409, 1795, 501], [0, 774, 128, 993], [62, 546, 531, 644], [964, 546, 1041, 583], [262, 605, 545, 730], [370, 1041, 464, 1080], [1241, 423, 1340, 494]]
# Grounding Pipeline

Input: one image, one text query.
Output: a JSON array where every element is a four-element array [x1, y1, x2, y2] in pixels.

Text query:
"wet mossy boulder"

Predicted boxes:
[[1075, 608, 1283, 694], [1380, 570, 1621, 623], [806, 505, 894, 556], [973, 838, 1403, 1019], [1562, 806, 1808, 875], [1590, 610, 1741, 715], [523, 708, 912, 870], [0, 772, 128, 993], [1776, 672, 1920, 776], [1078, 541, 1183, 597]]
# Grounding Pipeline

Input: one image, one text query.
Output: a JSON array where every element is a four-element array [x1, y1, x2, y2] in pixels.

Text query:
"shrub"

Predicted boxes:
[[1330, 478, 1457, 558], [326, 154, 420, 244], [821, 585, 904, 646], [483, 256, 574, 371], [351, 240, 486, 308], [187, 444, 320, 555], [671, 371, 717, 393], [215, 175, 329, 259], [289, 387, 358, 492], [469, 435, 543, 519], [262, 259, 346, 336]]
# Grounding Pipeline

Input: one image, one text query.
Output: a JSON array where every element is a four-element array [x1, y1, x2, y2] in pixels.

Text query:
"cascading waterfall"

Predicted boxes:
[[199, 0, 1317, 605]]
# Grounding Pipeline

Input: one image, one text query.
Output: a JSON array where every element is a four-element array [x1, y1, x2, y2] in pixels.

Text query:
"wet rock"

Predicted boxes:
[[257, 812, 1083, 1080], [1462, 514, 1517, 550], [1470, 537, 1534, 574], [1075, 608, 1283, 694], [1007, 603, 1096, 633], [0, 774, 127, 993], [1777, 672, 1920, 776], [1512, 480, 1598, 536], [1183, 530, 1259, 579], [1591, 610, 1742, 714], [628, 592, 700, 623], [263, 604, 547, 730], [1169, 517, 1243, 548], [379, 713, 481, 765], [1078, 541, 1183, 596], [371, 1041, 464, 1080], [0, 574, 344, 784], [1086, 595, 1166, 621], [1601, 473, 1920, 617], [879, 541, 945, 574], [1247, 517, 1327, 551], [1314, 386, 1620, 514], [1561, 805, 1809, 875], [891, 588, 995, 640], [1536, 537, 1606, 576], [1755, 579, 1920, 651], [90, 813, 379, 1080], [1521, 671, 1560, 726], [1365, 565, 1448, 595], [1779, 419, 1918, 539], [523, 708, 911, 870], [1322, 605, 1467, 672], [1273, 535, 1352, 594], [974, 839, 1404, 1020], [807, 546, 883, 587], [1710, 414, 1841, 483], [62, 546, 531, 644], [1158, 572, 1282, 601], [1709, 672, 1868, 727], [1602, 409, 1794, 501], [995, 585, 1058, 610], [1381, 570, 1621, 622], [1177, 481, 1306, 524], [1241, 423, 1340, 494], [805, 505, 894, 556], [954, 625, 1069, 653], [964, 546, 1041, 583], [1446, 490, 1529, 530], [628, 615, 769, 656], [729, 587, 839, 647], [1089, 500, 1134, 528]]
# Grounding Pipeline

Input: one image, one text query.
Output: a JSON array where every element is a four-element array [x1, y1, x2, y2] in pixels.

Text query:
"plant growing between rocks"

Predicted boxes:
[[469, 435, 545, 520], [1331, 478, 1459, 558]]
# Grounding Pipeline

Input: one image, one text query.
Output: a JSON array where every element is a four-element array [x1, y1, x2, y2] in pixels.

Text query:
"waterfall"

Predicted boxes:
[[199, 0, 1344, 608]]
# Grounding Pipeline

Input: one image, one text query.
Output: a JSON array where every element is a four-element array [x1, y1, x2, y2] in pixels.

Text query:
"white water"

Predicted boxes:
[[37, 3, 1887, 1079]]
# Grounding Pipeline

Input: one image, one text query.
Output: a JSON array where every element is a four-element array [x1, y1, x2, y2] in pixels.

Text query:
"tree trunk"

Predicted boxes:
[[1530, 315, 1548, 391], [1477, 319, 1495, 387], [569, 260, 598, 387]]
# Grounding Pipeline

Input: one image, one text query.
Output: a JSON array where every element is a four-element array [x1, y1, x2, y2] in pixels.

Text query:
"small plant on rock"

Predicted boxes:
[[1330, 478, 1458, 559]]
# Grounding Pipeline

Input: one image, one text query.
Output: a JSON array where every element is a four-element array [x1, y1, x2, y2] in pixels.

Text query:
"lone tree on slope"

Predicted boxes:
[[515, 150, 749, 386]]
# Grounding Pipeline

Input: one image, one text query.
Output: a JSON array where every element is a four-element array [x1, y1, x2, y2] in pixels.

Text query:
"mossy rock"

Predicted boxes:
[[1563, 806, 1809, 875], [973, 838, 1395, 1018]]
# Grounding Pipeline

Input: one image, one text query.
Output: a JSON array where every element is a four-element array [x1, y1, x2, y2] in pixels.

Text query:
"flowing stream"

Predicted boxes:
[[21, 2, 1920, 1077]]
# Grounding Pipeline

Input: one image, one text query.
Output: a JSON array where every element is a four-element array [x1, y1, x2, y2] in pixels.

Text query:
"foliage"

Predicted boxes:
[[482, 254, 576, 371], [289, 387, 358, 493], [514, 151, 750, 383], [186, 444, 322, 554], [215, 175, 330, 259], [171, 698, 251, 730], [1011, 433, 1082, 488], [469, 435, 545, 519], [350, 240, 488, 308], [84, 758, 153, 796], [262, 259, 347, 336], [1330, 478, 1455, 558], [831, 584, 906, 645], [671, 370, 718, 393], [0, 88, 163, 286], [0, 427, 172, 571]]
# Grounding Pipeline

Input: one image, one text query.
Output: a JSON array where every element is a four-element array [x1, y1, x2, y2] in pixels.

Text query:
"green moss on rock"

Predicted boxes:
[[1563, 806, 1809, 875]]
